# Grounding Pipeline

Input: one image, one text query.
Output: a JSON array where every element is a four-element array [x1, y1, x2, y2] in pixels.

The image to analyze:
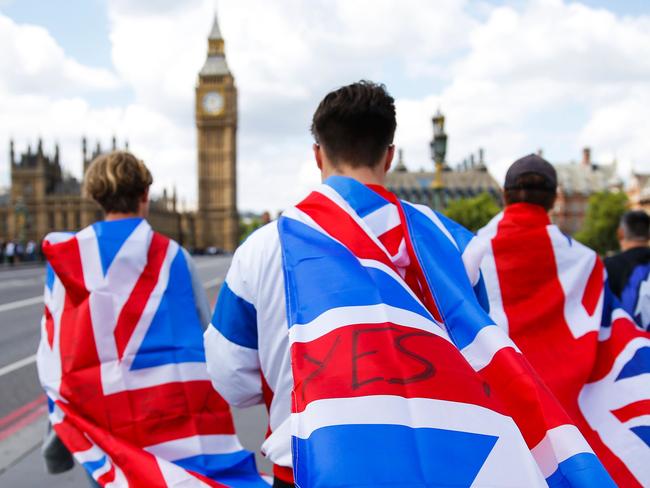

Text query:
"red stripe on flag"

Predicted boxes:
[[582, 259, 604, 317], [96, 464, 116, 486], [297, 192, 397, 272], [261, 372, 275, 440], [54, 238, 102, 414], [393, 198, 443, 321], [44, 305, 54, 349], [53, 414, 95, 452], [491, 216, 596, 409], [611, 400, 650, 423], [377, 225, 403, 256], [42, 237, 88, 304], [114, 233, 170, 361], [291, 323, 499, 414], [364, 185, 443, 321], [56, 400, 168, 487], [589, 316, 648, 382], [479, 347, 570, 448], [274, 465, 295, 484], [100, 380, 235, 447]]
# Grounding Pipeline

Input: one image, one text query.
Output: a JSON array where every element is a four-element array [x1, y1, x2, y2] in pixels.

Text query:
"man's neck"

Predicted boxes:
[[326, 165, 386, 186], [621, 240, 649, 252], [105, 212, 142, 221]]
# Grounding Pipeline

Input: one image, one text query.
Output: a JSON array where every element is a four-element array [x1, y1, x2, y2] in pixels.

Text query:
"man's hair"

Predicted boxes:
[[84, 151, 153, 213], [503, 172, 557, 211], [311, 80, 396, 168], [621, 210, 650, 241]]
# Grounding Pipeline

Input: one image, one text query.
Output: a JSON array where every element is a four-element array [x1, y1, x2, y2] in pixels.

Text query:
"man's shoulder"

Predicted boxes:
[[232, 221, 281, 273], [606, 247, 650, 269], [546, 224, 599, 259], [238, 221, 280, 253], [604, 252, 625, 268]]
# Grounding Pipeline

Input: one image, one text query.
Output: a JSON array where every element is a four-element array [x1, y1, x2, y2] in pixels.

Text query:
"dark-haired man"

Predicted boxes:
[[605, 210, 650, 329], [466, 154, 650, 485], [205, 85, 614, 487]]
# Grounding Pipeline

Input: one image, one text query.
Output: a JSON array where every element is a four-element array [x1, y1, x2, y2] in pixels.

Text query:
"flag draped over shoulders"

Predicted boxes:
[[469, 202, 650, 487], [37, 218, 269, 488], [278, 176, 613, 488]]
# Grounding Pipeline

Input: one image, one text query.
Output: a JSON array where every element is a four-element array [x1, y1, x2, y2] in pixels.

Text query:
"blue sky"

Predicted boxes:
[[2, 0, 111, 68], [1, 0, 650, 211]]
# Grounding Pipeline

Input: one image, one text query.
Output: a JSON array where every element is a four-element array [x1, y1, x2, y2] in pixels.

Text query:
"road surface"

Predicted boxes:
[[0, 257, 270, 486]]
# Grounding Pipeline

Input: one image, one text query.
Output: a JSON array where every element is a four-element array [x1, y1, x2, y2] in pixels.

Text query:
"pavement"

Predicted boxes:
[[0, 256, 271, 486]]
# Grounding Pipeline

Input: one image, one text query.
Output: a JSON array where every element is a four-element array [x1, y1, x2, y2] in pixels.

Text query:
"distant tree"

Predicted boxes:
[[444, 193, 501, 232], [574, 191, 628, 255], [239, 218, 262, 244]]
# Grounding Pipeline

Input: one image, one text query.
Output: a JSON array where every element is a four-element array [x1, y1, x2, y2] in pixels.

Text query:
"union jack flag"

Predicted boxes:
[[278, 177, 614, 487], [37, 218, 269, 487], [471, 203, 650, 486]]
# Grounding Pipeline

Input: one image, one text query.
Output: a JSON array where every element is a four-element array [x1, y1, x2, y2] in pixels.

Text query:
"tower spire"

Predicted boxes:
[[207, 13, 225, 56], [200, 11, 230, 77], [209, 14, 222, 40]]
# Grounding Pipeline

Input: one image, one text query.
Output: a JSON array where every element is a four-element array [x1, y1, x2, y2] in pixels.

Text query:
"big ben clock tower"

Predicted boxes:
[[196, 14, 238, 251]]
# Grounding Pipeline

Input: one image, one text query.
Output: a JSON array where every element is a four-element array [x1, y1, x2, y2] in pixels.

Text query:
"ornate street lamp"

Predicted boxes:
[[430, 110, 447, 189], [430, 110, 448, 211]]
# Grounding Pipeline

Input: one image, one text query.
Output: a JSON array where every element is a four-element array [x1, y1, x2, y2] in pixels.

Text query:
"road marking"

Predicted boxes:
[[0, 296, 42, 313], [0, 403, 47, 443], [0, 395, 45, 430], [202, 277, 224, 289], [0, 354, 37, 378], [194, 258, 229, 270], [0, 408, 47, 474], [0, 278, 43, 290]]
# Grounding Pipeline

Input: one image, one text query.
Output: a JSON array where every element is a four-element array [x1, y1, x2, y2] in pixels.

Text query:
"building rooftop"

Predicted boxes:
[[555, 162, 619, 195], [387, 167, 500, 193]]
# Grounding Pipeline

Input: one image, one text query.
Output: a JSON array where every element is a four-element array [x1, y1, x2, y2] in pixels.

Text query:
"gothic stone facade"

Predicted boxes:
[[0, 139, 195, 247], [385, 149, 501, 211]]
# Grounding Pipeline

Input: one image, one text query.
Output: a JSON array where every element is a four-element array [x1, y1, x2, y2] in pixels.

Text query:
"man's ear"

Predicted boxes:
[[617, 226, 625, 242], [384, 145, 396, 173], [141, 187, 149, 203], [313, 144, 323, 171]]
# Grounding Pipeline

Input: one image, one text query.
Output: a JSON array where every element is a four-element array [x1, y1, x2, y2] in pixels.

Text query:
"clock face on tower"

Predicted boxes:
[[202, 91, 224, 115]]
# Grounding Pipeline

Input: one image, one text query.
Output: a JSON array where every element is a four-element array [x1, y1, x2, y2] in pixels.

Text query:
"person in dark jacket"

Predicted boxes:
[[605, 210, 650, 329]]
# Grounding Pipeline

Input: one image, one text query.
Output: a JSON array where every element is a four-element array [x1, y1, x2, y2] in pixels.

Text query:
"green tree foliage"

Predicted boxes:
[[574, 191, 628, 255], [239, 218, 262, 244], [444, 193, 501, 232]]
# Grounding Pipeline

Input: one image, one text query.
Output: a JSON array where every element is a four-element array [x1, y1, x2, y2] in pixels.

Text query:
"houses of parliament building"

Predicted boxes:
[[0, 14, 238, 252]]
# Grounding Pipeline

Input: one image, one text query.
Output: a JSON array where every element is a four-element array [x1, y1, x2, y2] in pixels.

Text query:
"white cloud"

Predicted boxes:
[[2, 0, 650, 213], [102, 0, 477, 211], [424, 0, 650, 183], [0, 14, 120, 96], [0, 12, 123, 191]]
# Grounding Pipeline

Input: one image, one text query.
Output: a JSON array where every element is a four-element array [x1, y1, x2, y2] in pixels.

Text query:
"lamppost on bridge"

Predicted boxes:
[[430, 109, 448, 210]]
